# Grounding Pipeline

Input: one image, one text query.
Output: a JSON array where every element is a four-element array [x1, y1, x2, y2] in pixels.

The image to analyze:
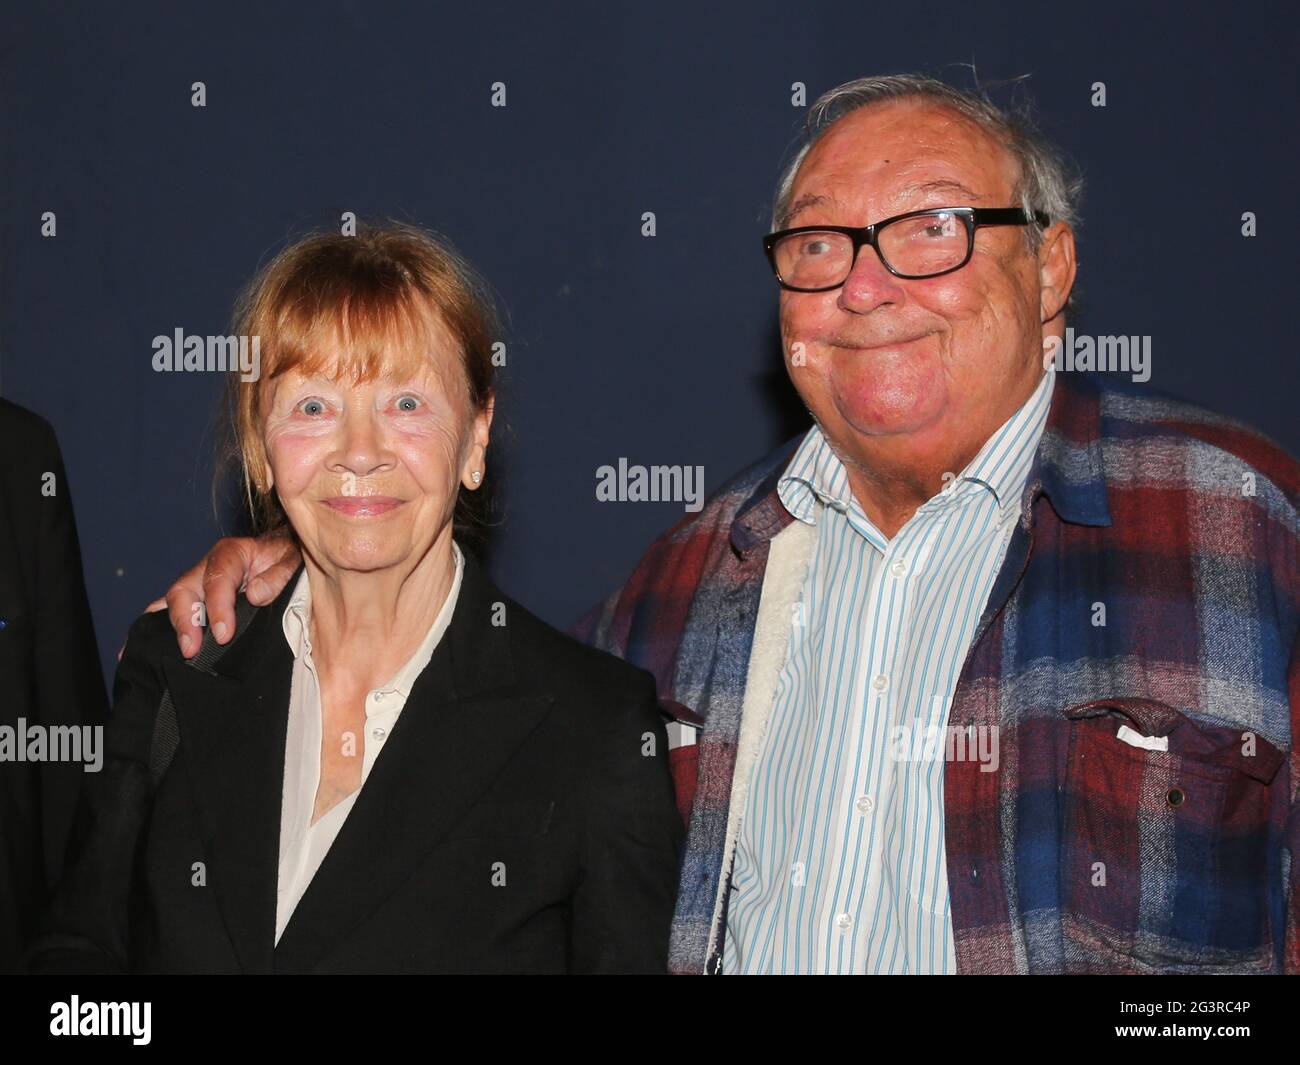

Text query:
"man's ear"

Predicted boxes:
[[1037, 222, 1077, 323]]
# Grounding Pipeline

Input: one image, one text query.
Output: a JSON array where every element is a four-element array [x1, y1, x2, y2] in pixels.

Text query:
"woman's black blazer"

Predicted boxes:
[[28, 552, 684, 973]]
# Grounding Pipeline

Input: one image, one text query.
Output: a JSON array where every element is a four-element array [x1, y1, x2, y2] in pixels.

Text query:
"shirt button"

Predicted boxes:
[[889, 559, 908, 578], [855, 795, 874, 814], [372, 726, 387, 741], [835, 912, 853, 931], [871, 674, 889, 693], [373, 691, 386, 702]]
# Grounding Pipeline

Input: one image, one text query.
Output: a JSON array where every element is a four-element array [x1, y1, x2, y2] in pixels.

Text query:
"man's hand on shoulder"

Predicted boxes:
[[132, 530, 302, 660]]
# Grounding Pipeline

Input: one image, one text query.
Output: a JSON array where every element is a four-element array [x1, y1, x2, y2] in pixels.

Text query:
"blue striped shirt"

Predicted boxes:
[[723, 367, 1055, 974]]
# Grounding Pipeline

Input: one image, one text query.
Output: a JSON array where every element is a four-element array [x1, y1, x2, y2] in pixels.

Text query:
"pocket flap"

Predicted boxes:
[[1064, 697, 1284, 784]]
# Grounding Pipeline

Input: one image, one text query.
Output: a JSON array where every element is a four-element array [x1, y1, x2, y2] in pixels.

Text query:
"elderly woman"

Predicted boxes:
[[28, 223, 682, 974]]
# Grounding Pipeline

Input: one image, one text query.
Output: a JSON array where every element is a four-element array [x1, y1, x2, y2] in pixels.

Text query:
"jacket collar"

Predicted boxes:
[[159, 548, 553, 973], [730, 369, 1113, 557], [1021, 368, 1113, 528]]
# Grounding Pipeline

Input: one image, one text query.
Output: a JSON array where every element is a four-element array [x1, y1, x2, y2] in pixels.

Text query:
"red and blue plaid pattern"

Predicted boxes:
[[573, 370, 1299, 974]]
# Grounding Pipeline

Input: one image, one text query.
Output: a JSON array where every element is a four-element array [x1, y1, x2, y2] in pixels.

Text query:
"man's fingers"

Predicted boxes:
[[155, 536, 286, 657], [201, 538, 254, 644], [246, 553, 301, 603], [246, 533, 302, 604], [165, 558, 209, 659]]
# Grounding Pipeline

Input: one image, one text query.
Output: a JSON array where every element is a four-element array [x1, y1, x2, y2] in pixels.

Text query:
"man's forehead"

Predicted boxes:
[[783, 102, 1016, 223], [785, 178, 986, 224], [811, 100, 1005, 165]]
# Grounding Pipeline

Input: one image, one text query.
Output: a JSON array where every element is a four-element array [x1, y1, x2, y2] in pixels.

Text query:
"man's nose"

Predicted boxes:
[[837, 244, 906, 313]]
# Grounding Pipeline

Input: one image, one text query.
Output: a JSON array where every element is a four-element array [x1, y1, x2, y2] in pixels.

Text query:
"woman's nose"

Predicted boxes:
[[332, 413, 395, 478]]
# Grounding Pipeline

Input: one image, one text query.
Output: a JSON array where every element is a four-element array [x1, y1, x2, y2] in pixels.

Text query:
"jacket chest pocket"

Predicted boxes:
[[1060, 698, 1283, 973]]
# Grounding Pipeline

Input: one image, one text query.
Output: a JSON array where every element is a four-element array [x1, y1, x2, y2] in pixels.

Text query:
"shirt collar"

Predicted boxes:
[[777, 368, 1056, 532], [776, 424, 855, 523], [950, 365, 1056, 525], [281, 540, 465, 700]]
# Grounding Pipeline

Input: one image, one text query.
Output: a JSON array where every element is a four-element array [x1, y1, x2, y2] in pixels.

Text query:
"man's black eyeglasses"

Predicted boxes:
[[763, 206, 1050, 292]]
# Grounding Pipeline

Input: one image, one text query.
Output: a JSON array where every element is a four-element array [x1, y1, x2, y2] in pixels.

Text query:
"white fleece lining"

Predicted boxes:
[[704, 517, 816, 968]]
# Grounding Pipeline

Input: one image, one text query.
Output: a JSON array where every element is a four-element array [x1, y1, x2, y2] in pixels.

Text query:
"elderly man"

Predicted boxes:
[[156, 74, 1298, 975]]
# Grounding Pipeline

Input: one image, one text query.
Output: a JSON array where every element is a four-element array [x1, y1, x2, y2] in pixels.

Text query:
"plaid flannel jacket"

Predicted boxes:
[[573, 370, 1300, 974]]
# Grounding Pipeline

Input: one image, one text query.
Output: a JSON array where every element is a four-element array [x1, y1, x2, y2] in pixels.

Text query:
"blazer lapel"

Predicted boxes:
[[271, 553, 555, 972]]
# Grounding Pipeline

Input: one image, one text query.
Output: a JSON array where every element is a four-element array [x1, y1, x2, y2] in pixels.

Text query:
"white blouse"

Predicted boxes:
[[274, 542, 465, 945]]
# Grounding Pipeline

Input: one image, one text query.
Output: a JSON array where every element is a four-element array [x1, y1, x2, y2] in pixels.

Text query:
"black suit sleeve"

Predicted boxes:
[[30, 416, 111, 889], [0, 402, 109, 971], [570, 666, 684, 974], [25, 612, 168, 974]]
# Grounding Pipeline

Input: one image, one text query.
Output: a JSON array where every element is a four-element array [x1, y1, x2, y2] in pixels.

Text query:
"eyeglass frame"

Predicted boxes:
[[762, 206, 1051, 291]]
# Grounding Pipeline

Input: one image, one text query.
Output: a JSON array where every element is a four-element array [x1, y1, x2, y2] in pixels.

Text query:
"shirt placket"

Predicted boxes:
[[832, 504, 946, 972], [362, 686, 402, 776]]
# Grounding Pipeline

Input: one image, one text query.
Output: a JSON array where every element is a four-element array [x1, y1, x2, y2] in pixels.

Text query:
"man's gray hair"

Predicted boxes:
[[772, 74, 1083, 255]]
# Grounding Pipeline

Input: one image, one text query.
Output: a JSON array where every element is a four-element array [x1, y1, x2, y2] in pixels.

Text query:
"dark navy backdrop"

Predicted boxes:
[[4, 1, 1297, 686]]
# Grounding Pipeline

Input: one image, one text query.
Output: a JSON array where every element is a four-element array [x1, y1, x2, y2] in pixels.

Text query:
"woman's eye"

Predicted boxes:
[[395, 394, 421, 412], [297, 398, 326, 416]]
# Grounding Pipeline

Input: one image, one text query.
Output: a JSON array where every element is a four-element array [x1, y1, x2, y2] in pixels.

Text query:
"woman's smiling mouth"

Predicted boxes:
[[320, 496, 405, 517]]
